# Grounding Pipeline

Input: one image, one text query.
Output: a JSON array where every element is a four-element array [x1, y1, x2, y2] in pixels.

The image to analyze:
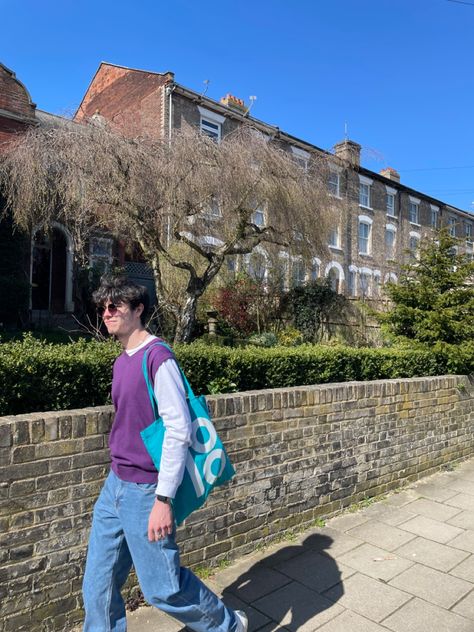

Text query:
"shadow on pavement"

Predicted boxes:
[[221, 532, 344, 631]]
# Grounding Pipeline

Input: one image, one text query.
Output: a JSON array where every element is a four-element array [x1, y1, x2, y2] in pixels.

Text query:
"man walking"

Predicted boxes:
[[83, 276, 247, 632]]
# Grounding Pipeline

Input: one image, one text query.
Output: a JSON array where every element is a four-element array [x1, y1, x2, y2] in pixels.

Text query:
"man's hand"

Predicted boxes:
[[148, 498, 174, 542]]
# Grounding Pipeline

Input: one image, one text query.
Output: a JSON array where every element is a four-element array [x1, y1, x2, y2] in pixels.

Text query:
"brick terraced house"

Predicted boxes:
[[1, 61, 473, 323]]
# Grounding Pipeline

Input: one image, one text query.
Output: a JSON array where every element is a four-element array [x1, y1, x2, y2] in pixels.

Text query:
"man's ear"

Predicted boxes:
[[135, 303, 144, 318]]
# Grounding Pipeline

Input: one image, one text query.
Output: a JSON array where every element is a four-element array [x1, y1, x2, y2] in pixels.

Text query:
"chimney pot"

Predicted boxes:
[[220, 93, 247, 113]]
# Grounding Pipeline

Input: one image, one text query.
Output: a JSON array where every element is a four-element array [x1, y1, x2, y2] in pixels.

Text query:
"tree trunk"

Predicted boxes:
[[173, 294, 199, 344]]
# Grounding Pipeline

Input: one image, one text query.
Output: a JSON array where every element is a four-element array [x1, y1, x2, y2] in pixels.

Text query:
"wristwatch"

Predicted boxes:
[[156, 494, 170, 504]]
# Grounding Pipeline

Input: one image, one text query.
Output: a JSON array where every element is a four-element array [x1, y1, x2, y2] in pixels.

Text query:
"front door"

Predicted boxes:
[[31, 228, 67, 313]]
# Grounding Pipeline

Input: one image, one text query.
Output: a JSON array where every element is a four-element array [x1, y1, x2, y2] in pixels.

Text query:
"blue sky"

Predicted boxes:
[[2, 0, 474, 212]]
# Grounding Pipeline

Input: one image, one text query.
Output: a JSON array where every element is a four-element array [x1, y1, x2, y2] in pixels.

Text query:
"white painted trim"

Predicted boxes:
[[360, 267, 373, 276], [409, 195, 421, 204], [409, 231, 421, 239], [197, 106, 226, 125], [384, 272, 398, 283], [385, 185, 397, 195], [358, 215, 373, 225], [291, 146, 310, 159], [201, 235, 224, 247], [430, 204, 440, 212], [325, 261, 345, 280], [348, 264, 358, 272], [386, 223, 397, 232], [359, 174, 373, 186], [373, 269, 381, 278], [30, 222, 75, 313]]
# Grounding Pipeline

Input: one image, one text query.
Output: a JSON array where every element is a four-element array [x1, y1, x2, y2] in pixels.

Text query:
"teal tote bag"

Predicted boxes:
[[140, 342, 235, 525]]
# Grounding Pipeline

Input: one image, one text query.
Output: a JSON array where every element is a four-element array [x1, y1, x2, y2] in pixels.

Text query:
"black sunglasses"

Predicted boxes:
[[97, 303, 121, 317]]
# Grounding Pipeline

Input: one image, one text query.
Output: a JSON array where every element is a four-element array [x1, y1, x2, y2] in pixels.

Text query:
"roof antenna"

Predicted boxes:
[[200, 79, 210, 98], [344, 121, 349, 141], [244, 95, 257, 117]]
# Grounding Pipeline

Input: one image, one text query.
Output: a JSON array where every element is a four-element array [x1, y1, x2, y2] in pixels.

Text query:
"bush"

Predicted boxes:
[[0, 334, 120, 415], [247, 332, 278, 348], [0, 336, 471, 416]]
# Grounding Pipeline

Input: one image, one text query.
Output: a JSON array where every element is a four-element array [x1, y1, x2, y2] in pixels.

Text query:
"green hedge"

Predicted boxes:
[[0, 336, 472, 416], [0, 335, 121, 415]]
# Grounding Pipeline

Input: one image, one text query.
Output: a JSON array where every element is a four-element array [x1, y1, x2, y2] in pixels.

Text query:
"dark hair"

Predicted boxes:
[[93, 275, 150, 326]]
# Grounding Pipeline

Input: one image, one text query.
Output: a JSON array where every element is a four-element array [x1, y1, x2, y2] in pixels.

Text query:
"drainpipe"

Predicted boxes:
[[165, 83, 176, 246], [166, 82, 176, 144]]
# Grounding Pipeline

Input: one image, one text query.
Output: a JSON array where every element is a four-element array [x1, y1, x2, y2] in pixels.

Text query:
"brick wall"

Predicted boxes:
[[1, 375, 474, 631], [74, 63, 173, 140]]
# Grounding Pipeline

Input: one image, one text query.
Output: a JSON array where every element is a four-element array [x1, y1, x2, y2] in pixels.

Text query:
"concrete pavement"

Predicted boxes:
[[128, 458, 474, 631]]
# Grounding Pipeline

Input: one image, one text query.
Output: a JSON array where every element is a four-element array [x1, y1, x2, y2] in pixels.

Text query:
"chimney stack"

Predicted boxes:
[[220, 93, 247, 114], [380, 167, 400, 183], [333, 139, 361, 167]]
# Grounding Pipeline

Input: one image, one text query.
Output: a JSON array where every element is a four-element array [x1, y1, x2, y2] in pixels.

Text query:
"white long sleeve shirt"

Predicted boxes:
[[126, 335, 192, 498]]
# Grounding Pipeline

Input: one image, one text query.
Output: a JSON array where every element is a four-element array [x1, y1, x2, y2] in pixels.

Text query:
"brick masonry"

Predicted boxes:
[[1, 375, 474, 631]]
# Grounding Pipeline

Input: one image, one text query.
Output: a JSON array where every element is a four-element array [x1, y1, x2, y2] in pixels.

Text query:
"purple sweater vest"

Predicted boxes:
[[109, 339, 174, 483]]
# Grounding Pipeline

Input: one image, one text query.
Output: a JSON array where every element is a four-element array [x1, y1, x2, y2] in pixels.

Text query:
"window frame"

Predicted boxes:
[[358, 215, 373, 255], [359, 175, 373, 210], [429, 204, 439, 229], [198, 106, 225, 142], [408, 196, 420, 225]]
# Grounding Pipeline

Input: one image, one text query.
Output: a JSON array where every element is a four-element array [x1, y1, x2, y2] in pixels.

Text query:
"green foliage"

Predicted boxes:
[[379, 230, 474, 345], [1, 336, 471, 416], [283, 280, 344, 342], [247, 332, 278, 348], [175, 343, 465, 395], [277, 326, 304, 347], [207, 376, 238, 395], [0, 334, 120, 415]]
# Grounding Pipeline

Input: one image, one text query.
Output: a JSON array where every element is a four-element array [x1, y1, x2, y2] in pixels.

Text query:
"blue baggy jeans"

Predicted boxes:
[[83, 471, 237, 632]]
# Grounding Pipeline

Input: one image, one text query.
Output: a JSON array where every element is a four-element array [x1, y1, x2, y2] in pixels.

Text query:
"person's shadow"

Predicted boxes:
[[221, 533, 344, 631]]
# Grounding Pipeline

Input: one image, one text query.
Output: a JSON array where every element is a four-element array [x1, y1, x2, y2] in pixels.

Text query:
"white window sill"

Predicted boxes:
[[386, 213, 398, 219], [359, 204, 373, 211], [358, 252, 373, 257], [409, 222, 421, 228], [329, 245, 343, 252], [329, 194, 343, 200]]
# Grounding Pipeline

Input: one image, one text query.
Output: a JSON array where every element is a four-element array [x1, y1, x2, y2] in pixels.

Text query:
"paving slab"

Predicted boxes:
[[398, 514, 464, 543], [364, 506, 417, 527], [449, 530, 474, 554], [252, 580, 344, 631], [299, 527, 363, 558], [411, 481, 459, 503], [127, 606, 183, 632], [443, 477, 474, 496], [316, 609, 388, 632], [213, 564, 292, 603], [325, 512, 369, 533], [450, 554, 474, 582], [337, 542, 414, 581], [388, 562, 472, 609], [382, 489, 421, 507], [446, 493, 474, 512], [448, 510, 474, 531], [452, 589, 474, 621], [453, 469, 474, 482], [322, 572, 411, 622], [395, 536, 470, 572], [346, 519, 416, 551], [382, 596, 473, 632], [274, 550, 355, 594], [403, 497, 462, 522]]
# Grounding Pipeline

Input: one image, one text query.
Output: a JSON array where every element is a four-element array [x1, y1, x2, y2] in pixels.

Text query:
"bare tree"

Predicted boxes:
[[0, 118, 334, 342]]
